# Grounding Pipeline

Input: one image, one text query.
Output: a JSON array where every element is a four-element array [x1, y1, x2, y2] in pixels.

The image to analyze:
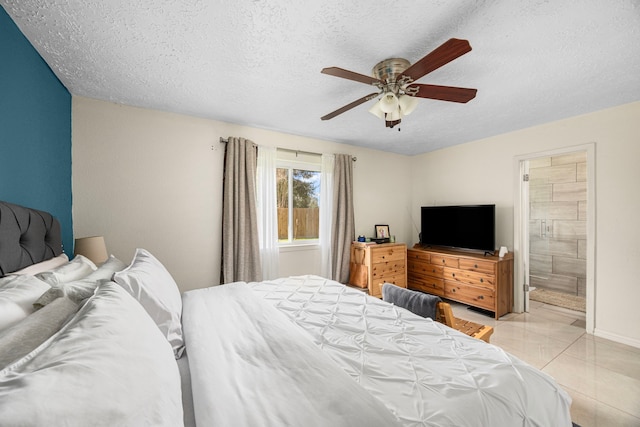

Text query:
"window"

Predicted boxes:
[[276, 152, 321, 245]]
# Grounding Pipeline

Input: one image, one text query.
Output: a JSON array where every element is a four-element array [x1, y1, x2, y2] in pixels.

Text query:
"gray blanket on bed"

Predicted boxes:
[[0, 297, 79, 369], [381, 284, 441, 320]]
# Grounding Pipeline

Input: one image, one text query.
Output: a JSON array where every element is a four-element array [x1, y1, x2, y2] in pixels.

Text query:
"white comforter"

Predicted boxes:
[[248, 275, 573, 427], [181, 282, 402, 427]]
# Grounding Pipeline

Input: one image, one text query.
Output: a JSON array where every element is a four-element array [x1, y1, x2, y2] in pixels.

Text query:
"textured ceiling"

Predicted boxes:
[[2, 0, 640, 155]]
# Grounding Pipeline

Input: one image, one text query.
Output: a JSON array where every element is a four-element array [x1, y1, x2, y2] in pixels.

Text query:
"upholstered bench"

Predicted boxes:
[[381, 283, 493, 343]]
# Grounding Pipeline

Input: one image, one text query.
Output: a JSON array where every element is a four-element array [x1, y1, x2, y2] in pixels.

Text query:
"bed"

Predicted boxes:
[[0, 201, 573, 426]]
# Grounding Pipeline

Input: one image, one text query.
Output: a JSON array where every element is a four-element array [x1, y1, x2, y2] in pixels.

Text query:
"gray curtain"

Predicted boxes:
[[221, 137, 262, 283], [331, 154, 355, 283]]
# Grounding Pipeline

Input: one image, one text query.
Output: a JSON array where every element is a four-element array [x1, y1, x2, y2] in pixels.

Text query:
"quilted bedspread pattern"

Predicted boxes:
[[249, 275, 572, 427]]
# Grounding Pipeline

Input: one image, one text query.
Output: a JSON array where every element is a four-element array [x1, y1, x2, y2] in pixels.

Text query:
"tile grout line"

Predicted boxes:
[[540, 331, 586, 370], [562, 384, 640, 422]]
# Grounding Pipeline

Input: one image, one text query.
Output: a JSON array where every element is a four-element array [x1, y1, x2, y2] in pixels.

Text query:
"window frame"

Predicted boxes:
[[276, 156, 322, 248]]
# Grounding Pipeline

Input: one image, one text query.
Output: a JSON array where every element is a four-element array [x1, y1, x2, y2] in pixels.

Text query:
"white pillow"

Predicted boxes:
[[35, 255, 97, 286], [0, 282, 184, 426], [0, 275, 51, 332], [9, 253, 69, 276], [113, 248, 184, 358], [34, 255, 128, 308]]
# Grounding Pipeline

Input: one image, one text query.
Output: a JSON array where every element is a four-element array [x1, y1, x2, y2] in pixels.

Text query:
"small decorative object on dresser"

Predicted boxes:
[[407, 245, 513, 319], [349, 242, 407, 298], [375, 224, 389, 239]]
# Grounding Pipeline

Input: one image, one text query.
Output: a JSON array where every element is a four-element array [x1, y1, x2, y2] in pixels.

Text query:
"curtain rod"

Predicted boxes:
[[219, 137, 357, 161]]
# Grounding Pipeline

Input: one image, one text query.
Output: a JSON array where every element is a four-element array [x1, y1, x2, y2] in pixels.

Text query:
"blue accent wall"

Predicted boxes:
[[0, 7, 73, 254]]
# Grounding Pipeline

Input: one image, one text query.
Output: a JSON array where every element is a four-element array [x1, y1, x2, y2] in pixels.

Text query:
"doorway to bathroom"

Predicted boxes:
[[514, 144, 595, 333]]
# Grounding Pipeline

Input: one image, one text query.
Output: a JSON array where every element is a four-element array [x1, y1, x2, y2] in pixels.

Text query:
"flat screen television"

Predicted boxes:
[[420, 204, 495, 253]]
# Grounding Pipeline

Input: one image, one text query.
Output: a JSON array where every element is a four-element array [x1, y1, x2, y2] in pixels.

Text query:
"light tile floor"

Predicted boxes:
[[450, 300, 640, 427]]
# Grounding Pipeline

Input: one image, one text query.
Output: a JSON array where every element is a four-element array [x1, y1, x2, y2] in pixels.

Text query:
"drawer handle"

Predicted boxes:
[[480, 278, 484, 283], [478, 295, 484, 300], [451, 273, 456, 278], [442, 259, 446, 264], [474, 264, 478, 268], [451, 288, 456, 292]]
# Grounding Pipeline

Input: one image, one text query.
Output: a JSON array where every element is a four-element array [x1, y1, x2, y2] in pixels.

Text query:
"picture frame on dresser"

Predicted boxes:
[[375, 225, 390, 239]]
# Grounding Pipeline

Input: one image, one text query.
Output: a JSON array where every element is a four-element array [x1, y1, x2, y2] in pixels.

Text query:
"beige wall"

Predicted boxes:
[[73, 96, 640, 347], [410, 101, 640, 347], [72, 97, 412, 291]]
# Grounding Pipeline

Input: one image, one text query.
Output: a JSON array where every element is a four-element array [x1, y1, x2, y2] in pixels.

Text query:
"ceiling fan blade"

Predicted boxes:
[[407, 84, 477, 103], [321, 92, 379, 120], [321, 67, 382, 86], [400, 38, 472, 82]]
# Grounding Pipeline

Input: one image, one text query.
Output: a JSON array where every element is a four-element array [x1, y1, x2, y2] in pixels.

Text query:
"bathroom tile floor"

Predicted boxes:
[[450, 300, 640, 426]]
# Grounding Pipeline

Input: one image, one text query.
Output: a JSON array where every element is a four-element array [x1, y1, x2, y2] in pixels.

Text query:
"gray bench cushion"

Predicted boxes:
[[381, 284, 441, 320]]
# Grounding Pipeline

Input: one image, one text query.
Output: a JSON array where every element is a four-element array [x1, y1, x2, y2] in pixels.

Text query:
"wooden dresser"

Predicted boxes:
[[349, 242, 407, 298], [407, 245, 513, 319]]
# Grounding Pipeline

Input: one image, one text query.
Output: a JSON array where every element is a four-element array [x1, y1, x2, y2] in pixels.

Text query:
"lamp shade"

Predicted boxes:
[[368, 100, 385, 119], [74, 236, 108, 265], [379, 92, 399, 113], [398, 95, 419, 116]]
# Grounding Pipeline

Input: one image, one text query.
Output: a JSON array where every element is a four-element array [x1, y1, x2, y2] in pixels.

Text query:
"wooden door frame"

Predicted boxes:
[[513, 143, 596, 333]]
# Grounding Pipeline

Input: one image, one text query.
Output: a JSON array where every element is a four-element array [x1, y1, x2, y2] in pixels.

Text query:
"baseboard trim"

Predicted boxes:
[[593, 328, 640, 349]]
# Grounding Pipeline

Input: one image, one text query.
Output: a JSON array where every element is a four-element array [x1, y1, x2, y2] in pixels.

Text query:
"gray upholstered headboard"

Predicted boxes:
[[0, 201, 63, 276]]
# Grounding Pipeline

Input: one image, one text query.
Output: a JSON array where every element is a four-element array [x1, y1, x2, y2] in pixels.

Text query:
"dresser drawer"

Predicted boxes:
[[370, 246, 405, 264], [371, 273, 407, 297], [407, 258, 443, 277], [444, 267, 494, 290], [445, 281, 494, 310], [459, 258, 495, 275], [408, 275, 444, 296], [372, 260, 405, 278], [408, 249, 430, 263], [430, 254, 459, 268]]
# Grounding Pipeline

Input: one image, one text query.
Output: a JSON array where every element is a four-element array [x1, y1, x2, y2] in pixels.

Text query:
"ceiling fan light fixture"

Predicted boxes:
[[385, 119, 401, 129], [320, 38, 475, 127], [379, 92, 399, 113], [398, 94, 418, 116], [368, 99, 385, 119], [386, 109, 401, 121]]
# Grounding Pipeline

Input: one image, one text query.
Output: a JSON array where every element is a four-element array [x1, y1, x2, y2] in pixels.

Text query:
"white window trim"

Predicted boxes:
[[279, 243, 320, 253]]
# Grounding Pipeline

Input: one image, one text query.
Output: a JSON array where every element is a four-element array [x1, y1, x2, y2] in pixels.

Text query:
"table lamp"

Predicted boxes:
[[74, 236, 108, 265]]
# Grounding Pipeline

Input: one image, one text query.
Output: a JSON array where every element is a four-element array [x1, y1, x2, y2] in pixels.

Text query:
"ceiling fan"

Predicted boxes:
[[320, 38, 477, 129]]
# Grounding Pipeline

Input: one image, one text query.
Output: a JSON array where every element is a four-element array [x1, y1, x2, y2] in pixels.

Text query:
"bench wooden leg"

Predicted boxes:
[[436, 302, 493, 343]]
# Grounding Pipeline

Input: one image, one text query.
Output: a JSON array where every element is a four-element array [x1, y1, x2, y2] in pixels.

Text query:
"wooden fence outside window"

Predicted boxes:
[[278, 207, 319, 240]]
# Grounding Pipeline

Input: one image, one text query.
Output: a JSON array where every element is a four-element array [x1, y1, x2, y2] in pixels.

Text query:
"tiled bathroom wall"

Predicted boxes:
[[529, 152, 587, 297]]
